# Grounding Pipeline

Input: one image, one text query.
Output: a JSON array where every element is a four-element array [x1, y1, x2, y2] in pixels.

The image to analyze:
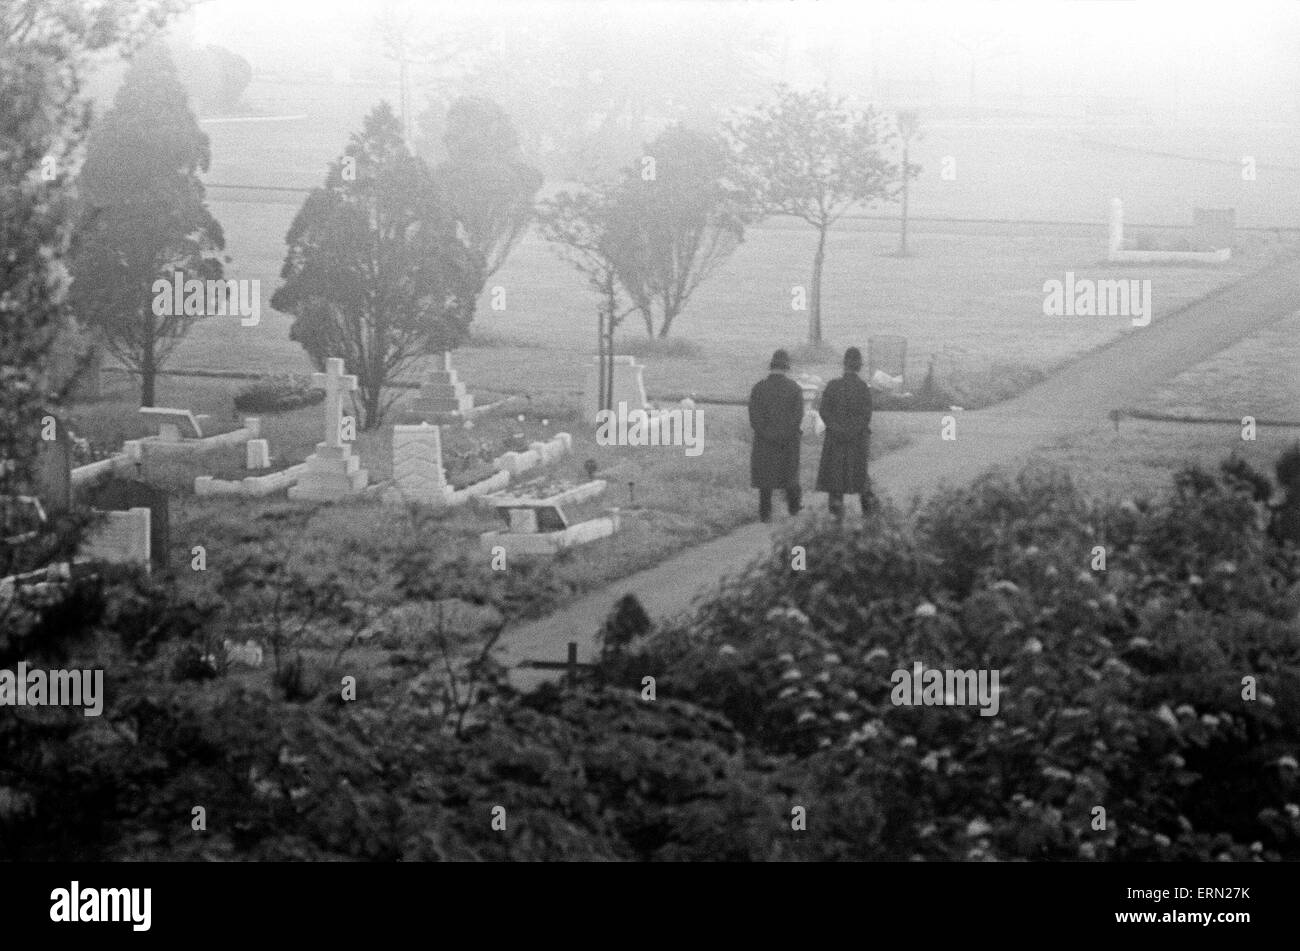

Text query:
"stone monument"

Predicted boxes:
[[409, 351, 474, 418], [288, 358, 369, 500]]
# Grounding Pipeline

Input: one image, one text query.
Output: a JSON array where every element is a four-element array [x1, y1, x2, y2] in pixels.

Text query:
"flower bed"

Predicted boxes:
[[233, 373, 325, 414]]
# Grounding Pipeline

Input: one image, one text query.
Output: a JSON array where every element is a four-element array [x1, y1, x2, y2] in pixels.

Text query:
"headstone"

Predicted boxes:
[[409, 351, 474, 417], [795, 374, 824, 434], [246, 439, 271, 470], [1192, 208, 1235, 251], [867, 337, 907, 390], [85, 478, 170, 570], [391, 423, 447, 504], [139, 407, 205, 441], [35, 427, 73, 515], [79, 506, 151, 570], [582, 355, 648, 420], [1108, 197, 1124, 258], [288, 358, 369, 500]]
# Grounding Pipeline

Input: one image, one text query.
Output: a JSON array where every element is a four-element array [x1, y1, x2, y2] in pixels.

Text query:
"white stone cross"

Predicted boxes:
[[313, 357, 358, 448]]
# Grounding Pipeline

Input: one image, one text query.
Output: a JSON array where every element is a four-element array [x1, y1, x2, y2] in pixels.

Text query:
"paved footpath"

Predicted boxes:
[[498, 257, 1300, 680]]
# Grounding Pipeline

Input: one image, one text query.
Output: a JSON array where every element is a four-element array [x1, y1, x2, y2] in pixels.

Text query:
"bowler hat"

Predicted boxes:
[[769, 349, 792, 371], [844, 347, 863, 371]]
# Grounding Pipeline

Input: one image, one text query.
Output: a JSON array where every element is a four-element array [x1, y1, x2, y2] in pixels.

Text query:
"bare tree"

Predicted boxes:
[[729, 85, 898, 346], [895, 110, 923, 257]]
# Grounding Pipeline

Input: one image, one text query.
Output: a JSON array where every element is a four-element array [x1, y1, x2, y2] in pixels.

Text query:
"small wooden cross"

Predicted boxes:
[[521, 641, 594, 686], [313, 357, 358, 448]]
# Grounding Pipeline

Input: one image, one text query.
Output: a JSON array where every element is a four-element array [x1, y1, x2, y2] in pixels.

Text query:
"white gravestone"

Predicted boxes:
[[1108, 197, 1124, 259], [78, 507, 151, 570], [391, 423, 449, 504], [139, 407, 206, 441], [288, 358, 369, 500], [246, 439, 271, 470], [582, 356, 649, 421]]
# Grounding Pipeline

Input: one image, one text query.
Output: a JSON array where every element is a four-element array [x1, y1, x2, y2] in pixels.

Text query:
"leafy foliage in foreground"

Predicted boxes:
[[608, 458, 1300, 860], [5, 456, 1298, 861]]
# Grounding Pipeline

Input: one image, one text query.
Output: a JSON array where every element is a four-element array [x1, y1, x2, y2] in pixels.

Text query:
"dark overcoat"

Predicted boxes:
[[748, 372, 804, 489], [816, 372, 872, 493]]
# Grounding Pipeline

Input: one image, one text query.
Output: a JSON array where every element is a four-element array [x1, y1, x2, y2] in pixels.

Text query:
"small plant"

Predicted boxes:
[[1271, 442, 1300, 546], [273, 653, 320, 702], [171, 643, 219, 682], [599, 593, 652, 660]]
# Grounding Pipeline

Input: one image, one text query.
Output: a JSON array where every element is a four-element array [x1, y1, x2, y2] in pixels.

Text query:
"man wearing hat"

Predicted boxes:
[[747, 349, 804, 522], [816, 346, 874, 523]]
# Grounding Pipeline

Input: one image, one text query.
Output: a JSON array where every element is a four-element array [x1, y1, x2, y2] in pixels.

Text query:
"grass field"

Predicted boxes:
[[201, 78, 1300, 228], [168, 195, 1293, 407], [1141, 311, 1300, 422], [1024, 417, 1300, 502], [141, 73, 1300, 407]]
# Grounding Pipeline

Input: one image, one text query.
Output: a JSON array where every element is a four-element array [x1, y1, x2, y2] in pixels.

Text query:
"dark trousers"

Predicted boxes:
[[827, 488, 874, 521], [759, 486, 802, 521]]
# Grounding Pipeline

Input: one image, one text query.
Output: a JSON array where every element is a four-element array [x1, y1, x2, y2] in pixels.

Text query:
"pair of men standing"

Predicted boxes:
[[747, 347, 874, 523]]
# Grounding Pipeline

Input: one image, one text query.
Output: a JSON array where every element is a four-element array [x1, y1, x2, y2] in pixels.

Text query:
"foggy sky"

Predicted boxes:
[[179, 0, 1300, 123]]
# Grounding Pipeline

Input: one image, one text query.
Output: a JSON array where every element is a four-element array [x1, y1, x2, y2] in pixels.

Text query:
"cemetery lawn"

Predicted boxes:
[[62, 373, 913, 686], [164, 197, 1297, 410], [1138, 311, 1300, 422], [1023, 417, 1300, 501]]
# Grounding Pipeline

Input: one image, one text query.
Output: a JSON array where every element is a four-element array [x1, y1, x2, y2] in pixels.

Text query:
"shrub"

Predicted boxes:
[[599, 593, 651, 658], [13, 453, 1299, 862], [611, 457, 1300, 860], [233, 373, 325, 414]]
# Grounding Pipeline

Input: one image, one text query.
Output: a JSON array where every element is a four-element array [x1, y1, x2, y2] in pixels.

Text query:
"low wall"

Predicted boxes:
[[138, 418, 261, 456], [195, 463, 308, 498]]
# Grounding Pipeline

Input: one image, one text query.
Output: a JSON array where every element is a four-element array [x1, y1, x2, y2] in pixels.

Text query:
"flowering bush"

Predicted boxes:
[[609, 459, 1300, 860], [10, 455, 1299, 861]]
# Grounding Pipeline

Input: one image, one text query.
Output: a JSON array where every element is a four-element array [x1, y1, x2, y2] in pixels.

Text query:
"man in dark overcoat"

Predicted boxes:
[[816, 346, 874, 522], [748, 349, 804, 522]]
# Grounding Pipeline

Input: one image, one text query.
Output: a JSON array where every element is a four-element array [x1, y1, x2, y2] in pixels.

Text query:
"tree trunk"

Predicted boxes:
[[810, 225, 827, 346], [899, 142, 910, 256], [657, 309, 676, 338], [140, 320, 156, 407], [362, 383, 381, 431]]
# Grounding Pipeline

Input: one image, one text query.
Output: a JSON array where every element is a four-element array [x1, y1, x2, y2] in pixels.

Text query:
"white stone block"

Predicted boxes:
[[392, 423, 447, 503], [582, 356, 649, 420], [246, 439, 271, 470], [508, 508, 539, 533], [78, 507, 151, 570]]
